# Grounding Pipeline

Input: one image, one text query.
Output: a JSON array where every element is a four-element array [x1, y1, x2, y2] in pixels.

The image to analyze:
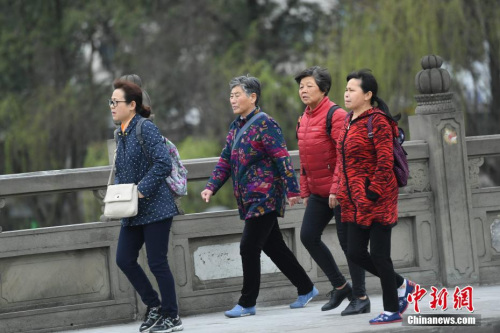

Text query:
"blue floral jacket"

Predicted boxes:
[[114, 114, 178, 226], [205, 108, 300, 220]]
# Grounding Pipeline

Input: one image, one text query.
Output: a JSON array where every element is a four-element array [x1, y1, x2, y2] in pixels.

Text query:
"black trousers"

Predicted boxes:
[[238, 211, 314, 308], [346, 222, 404, 312], [300, 195, 366, 297]]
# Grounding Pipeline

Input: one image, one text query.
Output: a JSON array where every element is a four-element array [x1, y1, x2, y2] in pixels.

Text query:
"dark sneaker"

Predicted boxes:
[[399, 280, 416, 314], [341, 296, 371, 316], [150, 315, 183, 333], [369, 312, 402, 325], [321, 283, 353, 311], [139, 306, 162, 332]]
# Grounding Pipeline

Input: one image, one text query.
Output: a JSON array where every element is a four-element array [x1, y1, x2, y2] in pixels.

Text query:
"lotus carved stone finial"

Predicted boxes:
[[415, 55, 451, 94]]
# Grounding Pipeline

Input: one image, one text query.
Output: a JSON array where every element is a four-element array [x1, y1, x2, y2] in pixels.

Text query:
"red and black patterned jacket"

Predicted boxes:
[[297, 97, 347, 198], [332, 107, 399, 228]]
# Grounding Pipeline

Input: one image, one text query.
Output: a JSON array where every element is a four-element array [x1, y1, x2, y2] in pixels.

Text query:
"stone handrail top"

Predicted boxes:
[[2, 136, 499, 198]]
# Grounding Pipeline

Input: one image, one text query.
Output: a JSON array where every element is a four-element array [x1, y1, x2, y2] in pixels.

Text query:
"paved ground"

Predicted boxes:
[[62, 285, 500, 333]]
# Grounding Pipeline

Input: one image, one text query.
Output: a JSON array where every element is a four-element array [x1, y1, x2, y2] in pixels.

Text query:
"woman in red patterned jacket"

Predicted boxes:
[[295, 66, 369, 316], [333, 69, 415, 325]]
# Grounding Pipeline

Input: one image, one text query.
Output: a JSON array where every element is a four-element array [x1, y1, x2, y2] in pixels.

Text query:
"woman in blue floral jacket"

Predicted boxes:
[[110, 79, 182, 333], [201, 75, 318, 318]]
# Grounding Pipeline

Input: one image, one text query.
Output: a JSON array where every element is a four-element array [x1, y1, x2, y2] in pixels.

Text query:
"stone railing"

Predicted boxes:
[[1, 134, 499, 333]]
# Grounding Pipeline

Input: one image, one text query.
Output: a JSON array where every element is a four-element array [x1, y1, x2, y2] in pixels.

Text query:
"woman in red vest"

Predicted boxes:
[[295, 66, 369, 316], [333, 69, 415, 324]]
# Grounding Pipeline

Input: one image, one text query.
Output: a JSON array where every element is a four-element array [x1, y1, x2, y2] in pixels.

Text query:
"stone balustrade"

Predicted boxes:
[[0, 136, 499, 333], [1, 54, 500, 333]]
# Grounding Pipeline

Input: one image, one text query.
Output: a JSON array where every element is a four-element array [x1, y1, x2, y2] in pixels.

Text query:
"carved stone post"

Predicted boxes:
[[409, 55, 479, 285], [0, 198, 4, 232]]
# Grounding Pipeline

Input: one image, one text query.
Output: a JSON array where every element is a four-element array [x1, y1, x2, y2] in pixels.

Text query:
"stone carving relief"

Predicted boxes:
[[468, 157, 484, 189], [402, 161, 430, 193], [491, 217, 500, 254]]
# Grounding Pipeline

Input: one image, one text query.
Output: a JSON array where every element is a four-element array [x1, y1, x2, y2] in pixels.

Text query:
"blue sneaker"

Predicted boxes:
[[224, 304, 256, 318], [399, 279, 416, 314], [290, 286, 319, 309], [369, 312, 402, 325]]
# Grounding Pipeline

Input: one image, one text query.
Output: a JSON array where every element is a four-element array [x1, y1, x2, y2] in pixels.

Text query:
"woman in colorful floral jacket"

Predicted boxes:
[[201, 75, 318, 318]]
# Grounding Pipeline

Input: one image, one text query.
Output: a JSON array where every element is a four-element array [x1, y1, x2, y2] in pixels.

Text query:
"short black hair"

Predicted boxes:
[[294, 66, 331, 96], [229, 75, 261, 106]]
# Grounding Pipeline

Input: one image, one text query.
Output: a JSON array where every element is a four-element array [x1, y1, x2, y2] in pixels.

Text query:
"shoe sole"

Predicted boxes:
[[225, 312, 255, 318], [150, 324, 184, 333], [369, 319, 402, 325], [140, 318, 162, 333]]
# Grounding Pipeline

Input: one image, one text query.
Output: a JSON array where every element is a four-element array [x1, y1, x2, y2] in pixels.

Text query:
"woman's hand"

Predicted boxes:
[[328, 194, 338, 209], [288, 196, 300, 207], [303, 196, 309, 207], [138, 191, 145, 198], [201, 189, 213, 203]]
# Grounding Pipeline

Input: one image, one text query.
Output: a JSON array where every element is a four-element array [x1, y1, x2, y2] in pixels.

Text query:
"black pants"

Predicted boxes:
[[346, 222, 404, 312], [116, 219, 178, 317], [300, 194, 366, 297], [238, 211, 314, 308]]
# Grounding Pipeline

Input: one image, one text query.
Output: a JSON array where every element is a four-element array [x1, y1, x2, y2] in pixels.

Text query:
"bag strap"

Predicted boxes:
[[135, 117, 154, 166], [107, 128, 122, 186], [232, 112, 267, 150], [107, 149, 117, 186], [326, 105, 341, 137], [366, 114, 374, 139], [295, 114, 303, 140]]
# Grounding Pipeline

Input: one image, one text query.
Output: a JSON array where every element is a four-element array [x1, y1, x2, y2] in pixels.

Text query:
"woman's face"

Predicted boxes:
[[110, 89, 135, 122], [344, 78, 371, 112], [230, 86, 256, 117], [299, 76, 325, 109]]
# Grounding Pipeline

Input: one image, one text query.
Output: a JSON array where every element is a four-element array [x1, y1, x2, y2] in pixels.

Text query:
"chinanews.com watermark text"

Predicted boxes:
[[402, 284, 481, 327], [404, 314, 480, 326]]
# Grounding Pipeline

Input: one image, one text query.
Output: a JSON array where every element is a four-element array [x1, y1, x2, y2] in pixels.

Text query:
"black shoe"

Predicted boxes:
[[321, 282, 353, 311], [150, 315, 184, 333], [139, 306, 162, 332], [341, 296, 371, 316]]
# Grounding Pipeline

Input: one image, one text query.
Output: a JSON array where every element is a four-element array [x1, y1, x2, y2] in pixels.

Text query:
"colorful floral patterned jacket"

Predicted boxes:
[[205, 108, 300, 220]]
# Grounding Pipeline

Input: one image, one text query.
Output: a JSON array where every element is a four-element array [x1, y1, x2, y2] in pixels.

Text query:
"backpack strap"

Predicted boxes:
[[326, 105, 341, 137], [366, 114, 374, 139], [296, 105, 341, 140], [296, 114, 303, 140], [136, 117, 153, 165]]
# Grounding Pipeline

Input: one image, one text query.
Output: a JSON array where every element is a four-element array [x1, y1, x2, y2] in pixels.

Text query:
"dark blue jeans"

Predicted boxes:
[[238, 212, 314, 308], [116, 219, 178, 317], [300, 194, 366, 297]]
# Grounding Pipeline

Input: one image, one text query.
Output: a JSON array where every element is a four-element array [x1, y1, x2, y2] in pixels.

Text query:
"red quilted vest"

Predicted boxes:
[[297, 97, 347, 198]]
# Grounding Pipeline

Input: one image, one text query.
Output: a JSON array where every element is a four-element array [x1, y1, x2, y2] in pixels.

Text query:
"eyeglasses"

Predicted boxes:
[[108, 99, 127, 108]]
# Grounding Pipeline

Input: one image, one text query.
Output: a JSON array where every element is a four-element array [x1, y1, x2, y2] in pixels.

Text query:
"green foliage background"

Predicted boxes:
[[1, 0, 499, 230]]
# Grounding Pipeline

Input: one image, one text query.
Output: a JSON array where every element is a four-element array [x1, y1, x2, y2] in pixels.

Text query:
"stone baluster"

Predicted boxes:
[[409, 55, 479, 285]]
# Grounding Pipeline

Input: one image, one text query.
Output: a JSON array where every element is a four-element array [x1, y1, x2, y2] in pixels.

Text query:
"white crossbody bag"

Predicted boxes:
[[103, 150, 138, 219]]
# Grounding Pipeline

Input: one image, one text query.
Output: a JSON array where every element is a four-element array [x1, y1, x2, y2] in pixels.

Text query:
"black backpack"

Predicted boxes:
[[296, 105, 341, 140]]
